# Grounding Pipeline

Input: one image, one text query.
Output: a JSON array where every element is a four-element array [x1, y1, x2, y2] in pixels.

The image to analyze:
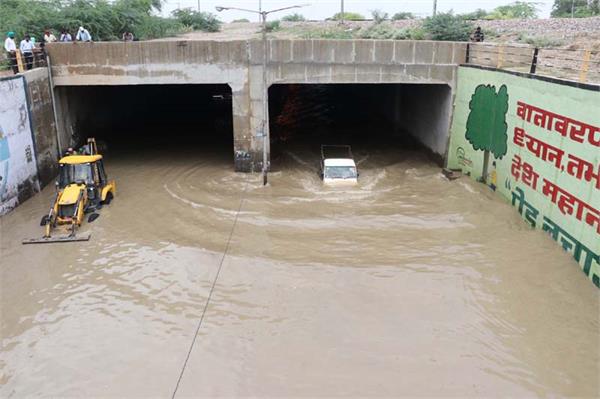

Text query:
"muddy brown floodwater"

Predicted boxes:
[[1, 142, 599, 397]]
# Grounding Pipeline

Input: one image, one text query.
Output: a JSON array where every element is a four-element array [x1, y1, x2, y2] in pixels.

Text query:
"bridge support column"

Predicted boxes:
[[231, 66, 269, 173]]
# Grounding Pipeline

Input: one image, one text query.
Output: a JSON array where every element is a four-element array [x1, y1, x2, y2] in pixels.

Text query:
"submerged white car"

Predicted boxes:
[[320, 145, 358, 185]]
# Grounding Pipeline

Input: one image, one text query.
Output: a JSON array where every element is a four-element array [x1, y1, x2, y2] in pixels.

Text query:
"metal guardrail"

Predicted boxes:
[[465, 42, 600, 85], [1, 49, 47, 75]]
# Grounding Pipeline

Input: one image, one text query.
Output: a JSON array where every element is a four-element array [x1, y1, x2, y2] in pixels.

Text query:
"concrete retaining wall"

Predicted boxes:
[[0, 69, 62, 215], [24, 68, 60, 187], [447, 66, 600, 288]]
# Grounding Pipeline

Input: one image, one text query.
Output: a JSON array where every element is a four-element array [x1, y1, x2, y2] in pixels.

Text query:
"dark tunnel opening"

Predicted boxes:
[[56, 84, 234, 156], [268, 83, 453, 167]]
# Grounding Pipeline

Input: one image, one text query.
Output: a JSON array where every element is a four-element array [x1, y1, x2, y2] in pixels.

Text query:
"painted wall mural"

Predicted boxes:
[[448, 67, 600, 288], [0, 76, 39, 215], [465, 84, 509, 160]]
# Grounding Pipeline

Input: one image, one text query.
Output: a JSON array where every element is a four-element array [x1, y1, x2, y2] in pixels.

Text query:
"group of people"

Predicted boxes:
[[3, 27, 93, 74], [55, 27, 93, 42], [4, 32, 35, 73]]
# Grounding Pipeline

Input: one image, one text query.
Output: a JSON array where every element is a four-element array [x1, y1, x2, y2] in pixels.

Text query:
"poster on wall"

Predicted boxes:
[[0, 75, 39, 215], [448, 67, 600, 288]]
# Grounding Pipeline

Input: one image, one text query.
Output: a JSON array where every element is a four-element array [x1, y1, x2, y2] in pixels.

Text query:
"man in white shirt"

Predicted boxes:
[[19, 34, 34, 70], [4, 31, 18, 74], [44, 30, 57, 43], [76, 26, 92, 42]]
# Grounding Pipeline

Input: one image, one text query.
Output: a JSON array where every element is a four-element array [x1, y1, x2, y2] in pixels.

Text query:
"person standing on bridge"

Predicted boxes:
[[471, 26, 484, 42], [59, 29, 72, 42], [122, 31, 134, 42], [76, 26, 92, 42], [19, 34, 34, 70], [4, 32, 18, 74], [44, 30, 57, 43]]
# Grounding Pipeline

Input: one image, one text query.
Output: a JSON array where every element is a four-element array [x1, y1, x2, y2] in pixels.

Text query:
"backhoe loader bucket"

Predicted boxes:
[[22, 233, 91, 245]]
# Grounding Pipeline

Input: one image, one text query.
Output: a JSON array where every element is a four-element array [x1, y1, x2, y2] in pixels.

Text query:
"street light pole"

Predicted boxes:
[[571, 0, 575, 18], [433, 0, 438, 16], [261, 10, 268, 185], [341, 0, 344, 24], [216, 3, 309, 186], [197, 0, 200, 12]]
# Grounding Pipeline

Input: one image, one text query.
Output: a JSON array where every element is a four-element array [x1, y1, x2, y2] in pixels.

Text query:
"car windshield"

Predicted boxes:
[[324, 166, 357, 179], [58, 163, 93, 187]]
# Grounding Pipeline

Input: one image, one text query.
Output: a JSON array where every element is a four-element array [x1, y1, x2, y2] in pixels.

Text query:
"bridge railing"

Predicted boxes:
[[466, 42, 600, 85], [1, 49, 47, 76]]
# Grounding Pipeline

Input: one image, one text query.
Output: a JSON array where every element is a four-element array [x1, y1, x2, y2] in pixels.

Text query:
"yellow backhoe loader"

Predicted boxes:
[[23, 138, 116, 244]]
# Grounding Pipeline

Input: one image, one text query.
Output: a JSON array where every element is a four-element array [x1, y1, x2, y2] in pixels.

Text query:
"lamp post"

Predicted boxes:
[[216, 3, 308, 186], [433, 0, 438, 16]]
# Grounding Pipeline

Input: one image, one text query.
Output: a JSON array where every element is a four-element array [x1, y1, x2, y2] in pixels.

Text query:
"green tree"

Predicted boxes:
[[171, 8, 221, 32], [460, 8, 490, 20], [0, 0, 183, 42], [488, 1, 539, 19], [422, 12, 473, 41], [551, 0, 599, 16], [391, 12, 415, 20], [465, 84, 509, 159], [370, 9, 389, 24]]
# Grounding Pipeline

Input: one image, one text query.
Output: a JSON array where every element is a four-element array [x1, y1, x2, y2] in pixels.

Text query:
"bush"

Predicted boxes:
[[232, 18, 250, 23], [371, 10, 389, 24], [409, 27, 426, 40], [264, 20, 280, 32], [392, 12, 415, 20], [422, 12, 473, 41], [517, 33, 564, 47], [331, 12, 365, 21], [282, 13, 306, 22], [303, 27, 355, 40], [358, 23, 425, 40], [171, 8, 221, 32]]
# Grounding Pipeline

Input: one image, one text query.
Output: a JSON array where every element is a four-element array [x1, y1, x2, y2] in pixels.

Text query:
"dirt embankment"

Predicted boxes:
[[178, 17, 600, 50], [476, 17, 600, 50]]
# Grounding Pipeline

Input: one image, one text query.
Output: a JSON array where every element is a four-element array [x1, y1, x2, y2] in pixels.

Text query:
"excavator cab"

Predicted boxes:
[[57, 154, 114, 207]]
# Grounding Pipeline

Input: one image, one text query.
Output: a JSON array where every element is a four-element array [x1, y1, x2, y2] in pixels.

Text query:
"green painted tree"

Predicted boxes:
[[465, 84, 509, 159]]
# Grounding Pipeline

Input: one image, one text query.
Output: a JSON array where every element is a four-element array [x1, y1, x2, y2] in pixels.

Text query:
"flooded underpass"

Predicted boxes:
[[1, 83, 599, 397]]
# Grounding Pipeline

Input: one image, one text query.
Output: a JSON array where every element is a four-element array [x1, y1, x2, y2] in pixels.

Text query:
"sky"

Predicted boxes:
[[161, 0, 555, 21]]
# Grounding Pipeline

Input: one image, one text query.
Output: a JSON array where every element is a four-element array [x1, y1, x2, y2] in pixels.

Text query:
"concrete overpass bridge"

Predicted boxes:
[[46, 39, 467, 171]]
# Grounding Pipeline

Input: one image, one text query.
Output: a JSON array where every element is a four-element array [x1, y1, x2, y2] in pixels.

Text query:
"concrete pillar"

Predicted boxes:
[[231, 72, 269, 173]]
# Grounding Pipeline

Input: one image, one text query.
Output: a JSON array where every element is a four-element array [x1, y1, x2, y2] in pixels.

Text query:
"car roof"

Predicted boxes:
[[324, 158, 356, 167], [59, 154, 102, 164]]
